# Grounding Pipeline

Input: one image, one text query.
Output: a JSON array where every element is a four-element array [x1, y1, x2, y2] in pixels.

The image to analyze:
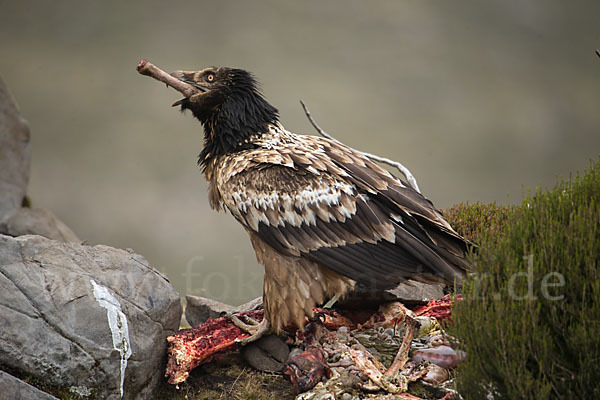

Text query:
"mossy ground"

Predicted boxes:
[[156, 353, 295, 400]]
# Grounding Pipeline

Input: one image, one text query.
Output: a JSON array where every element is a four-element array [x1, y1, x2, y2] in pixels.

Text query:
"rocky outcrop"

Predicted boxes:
[[0, 76, 31, 222], [0, 370, 59, 400], [0, 75, 78, 243], [0, 207, 79, 243], [0, 234, 182, 400]]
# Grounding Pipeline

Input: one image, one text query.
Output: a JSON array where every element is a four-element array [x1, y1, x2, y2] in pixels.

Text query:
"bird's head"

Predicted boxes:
[[170, 67, 234, 122], [169, 67, 279, 164]]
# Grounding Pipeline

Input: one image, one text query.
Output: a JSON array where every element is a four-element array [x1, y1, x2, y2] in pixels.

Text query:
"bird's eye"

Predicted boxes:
[[207, 74, 215, 82]]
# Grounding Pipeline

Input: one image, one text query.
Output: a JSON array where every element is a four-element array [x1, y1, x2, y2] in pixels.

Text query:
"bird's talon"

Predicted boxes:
[[224, 314, 271, 345], [240, 315, 259, 326], [307, 311, 326, 324], [224, 312, 260, 334]]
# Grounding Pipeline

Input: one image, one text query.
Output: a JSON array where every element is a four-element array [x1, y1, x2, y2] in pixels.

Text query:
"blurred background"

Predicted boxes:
[[1, 0, 599, 306]]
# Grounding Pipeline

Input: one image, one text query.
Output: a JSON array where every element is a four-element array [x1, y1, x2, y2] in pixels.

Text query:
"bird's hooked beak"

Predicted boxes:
[[169, 70, 208, 107]]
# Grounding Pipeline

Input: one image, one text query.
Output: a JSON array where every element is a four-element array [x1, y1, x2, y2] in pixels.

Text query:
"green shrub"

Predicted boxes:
[[443, 201, 513, 245], [447, 157, 600, 399]]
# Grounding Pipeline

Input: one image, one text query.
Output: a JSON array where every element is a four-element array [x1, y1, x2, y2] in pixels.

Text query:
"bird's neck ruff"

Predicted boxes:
[[196, 77, 279, 170]]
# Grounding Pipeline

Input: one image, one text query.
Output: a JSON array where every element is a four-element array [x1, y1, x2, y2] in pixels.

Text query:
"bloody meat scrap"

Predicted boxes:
[[283, 347, 333, 393], [413, 294, 462, 321], [165, 309, 263, 385]]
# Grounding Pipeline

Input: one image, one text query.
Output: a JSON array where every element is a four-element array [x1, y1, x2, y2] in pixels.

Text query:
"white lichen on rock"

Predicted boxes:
[[69, 385, 92, 397], [91, 279, 132, 398]]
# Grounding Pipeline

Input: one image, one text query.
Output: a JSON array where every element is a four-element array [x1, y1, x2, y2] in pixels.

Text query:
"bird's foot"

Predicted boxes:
[[306, 311, 326, 324], [236, 318, 271, 345], [229, 312, 260, 327], [224, 312, 271, 345]]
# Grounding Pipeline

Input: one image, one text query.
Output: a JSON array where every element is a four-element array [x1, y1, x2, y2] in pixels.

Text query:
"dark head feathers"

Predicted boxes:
[[173, 67, 279, 168]]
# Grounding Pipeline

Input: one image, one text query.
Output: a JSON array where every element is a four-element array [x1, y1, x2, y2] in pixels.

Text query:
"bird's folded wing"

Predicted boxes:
[[217, 136, 469, 288]]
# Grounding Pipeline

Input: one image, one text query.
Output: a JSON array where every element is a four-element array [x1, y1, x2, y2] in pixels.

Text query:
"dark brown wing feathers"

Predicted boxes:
[[217, 128, 470, 291]]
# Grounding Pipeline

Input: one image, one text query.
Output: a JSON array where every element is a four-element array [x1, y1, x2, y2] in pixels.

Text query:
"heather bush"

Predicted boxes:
[[445, 157, 600, 399]]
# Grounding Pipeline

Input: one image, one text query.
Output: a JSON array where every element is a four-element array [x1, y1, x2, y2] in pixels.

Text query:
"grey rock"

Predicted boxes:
[[339, 280, 444, 309], [0, 370, 59, 400], [0, 75, 78, 243], [0, 234, 182, 400], [185, 295, 262, 327], [387, 280, 444, 304], [185, 296, 235, 327], [238, 296, 263, 311], [241, 335, 289, 373], [0, 76, 31, 222], [0, 207, 79, 243]]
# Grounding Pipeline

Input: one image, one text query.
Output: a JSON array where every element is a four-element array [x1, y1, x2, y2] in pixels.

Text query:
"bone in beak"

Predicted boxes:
[[136, 60, 198, 101]]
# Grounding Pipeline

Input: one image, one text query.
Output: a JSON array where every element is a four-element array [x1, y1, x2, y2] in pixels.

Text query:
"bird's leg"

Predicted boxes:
[[382, 313, 419, 386], [224, 312, 271, 345]]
